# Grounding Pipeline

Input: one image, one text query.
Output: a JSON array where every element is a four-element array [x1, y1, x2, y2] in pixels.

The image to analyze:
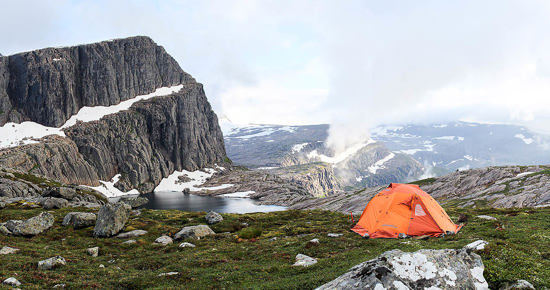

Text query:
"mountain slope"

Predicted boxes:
[[372, 121, 550, 172]]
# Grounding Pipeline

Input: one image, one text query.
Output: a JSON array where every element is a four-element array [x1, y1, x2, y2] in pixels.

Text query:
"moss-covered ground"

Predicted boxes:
[[1, 205, 549, 289]]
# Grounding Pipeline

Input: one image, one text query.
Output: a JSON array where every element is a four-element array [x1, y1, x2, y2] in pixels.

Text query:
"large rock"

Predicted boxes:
[[38, 256, 66, 270], [0, 246, 19, 254], [119, 196, 149, 208], [205, 211, 223, 224], [93, 203, 131, 237], [40, 197, 69, 209], [3, 277, 21, 287], [62, 212, 96, 228], [317, 248, 488, 289], [11, 212, 54, 236], [115, 230, 148, 239], [293, 254, 317, 267], [174, 225, 215, 240]]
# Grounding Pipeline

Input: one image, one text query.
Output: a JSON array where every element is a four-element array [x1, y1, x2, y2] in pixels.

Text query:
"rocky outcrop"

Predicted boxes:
[[271, 163, 343, 197], [0, 36, 193, 127], [196, 168, 311, 206], [419, 165, 550, 208], [318, 248, 488, 289], [0, 135, 100, 186], [93, 202, 131, 237]]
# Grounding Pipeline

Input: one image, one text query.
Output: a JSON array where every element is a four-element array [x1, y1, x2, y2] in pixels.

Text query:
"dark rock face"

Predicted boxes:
[[65, 84, 226, 192], [0, 36, 193, 127]]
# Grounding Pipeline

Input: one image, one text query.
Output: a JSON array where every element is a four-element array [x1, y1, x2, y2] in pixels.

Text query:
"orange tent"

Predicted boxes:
[[351, 183, 462, 239]]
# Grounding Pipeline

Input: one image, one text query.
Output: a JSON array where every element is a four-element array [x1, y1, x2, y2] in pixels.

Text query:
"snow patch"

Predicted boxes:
[[368, 153, 395, 174], [516, 172, 535, 178], [220, 191, 255, 198], [0, 122, 65, 149], [464, 155, 474, 161], [514, 134, 534, 145], [433, 136, 455, 140], [62, 85, 183, 128], [154, 168, 232, 192], [392, 281, 409, 290], [292, 143, 309, 153], [85, 174, 140, 198], [433, 124, 448, 128], [0, 85, 184, 149], [307, 139, 375, 164]]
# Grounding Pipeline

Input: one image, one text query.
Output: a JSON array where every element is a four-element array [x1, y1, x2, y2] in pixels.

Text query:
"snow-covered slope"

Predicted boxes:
[[0, 85, 183, 149], [371, 121, 550, 172]]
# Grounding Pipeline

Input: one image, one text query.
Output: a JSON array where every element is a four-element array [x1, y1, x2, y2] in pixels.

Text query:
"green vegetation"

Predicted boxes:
[[1, 206, 549, 289], [10, 172, 62, 188], [408, 177, 436, 186], [223, 156, 233, 165]]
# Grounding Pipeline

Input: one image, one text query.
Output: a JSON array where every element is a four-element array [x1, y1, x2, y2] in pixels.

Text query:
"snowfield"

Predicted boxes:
[[86, 174, 140, 198], [154, 167, 233, 192], [307, 139, 376, 164], [0, 85, 183, 149], [368, 152, 395, 174]]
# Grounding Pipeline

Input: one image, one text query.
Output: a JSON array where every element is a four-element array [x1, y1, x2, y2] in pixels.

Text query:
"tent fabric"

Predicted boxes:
[[351, 183, 462, 238]]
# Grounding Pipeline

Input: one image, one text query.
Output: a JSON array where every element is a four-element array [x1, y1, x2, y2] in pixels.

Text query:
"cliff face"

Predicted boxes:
[[0, 37, 227, 193], [65, 83, 226, 192], [0, 36, 194, 127]]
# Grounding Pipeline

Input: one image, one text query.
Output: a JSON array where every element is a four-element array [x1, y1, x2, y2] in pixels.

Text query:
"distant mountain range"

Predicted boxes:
[[222, 120, 550, 190]]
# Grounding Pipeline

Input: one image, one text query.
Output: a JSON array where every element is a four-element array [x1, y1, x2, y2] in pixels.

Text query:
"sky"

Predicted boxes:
[[3, 0, 550, 151]]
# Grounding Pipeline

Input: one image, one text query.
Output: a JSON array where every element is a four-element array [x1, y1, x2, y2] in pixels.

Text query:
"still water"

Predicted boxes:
[[143, 191, 287, 214]]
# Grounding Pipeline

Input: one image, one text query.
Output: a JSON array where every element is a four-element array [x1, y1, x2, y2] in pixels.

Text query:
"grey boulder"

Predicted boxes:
[[93, 202, 131, 237], [293, 254, 317, 267], [62, 212, 96, 228], [87, 247, 99, 257], [174, 225, 215, 240], [38, 256, 66, 270], [3, 277, 21, 287], [317, 248, 488, 289], [116, 230, 148, 239], [40, 197, 69, 209], [154, 235, 173, 245], [11, 212, 54, 236], [0, 246, 19, 254], [205, 211, 223, 224]]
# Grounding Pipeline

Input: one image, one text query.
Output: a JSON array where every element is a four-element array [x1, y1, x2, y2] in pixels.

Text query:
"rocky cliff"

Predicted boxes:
[[0, 36, 193, 127], [0, 37, 226, 194], [65, 83, 225, 192]]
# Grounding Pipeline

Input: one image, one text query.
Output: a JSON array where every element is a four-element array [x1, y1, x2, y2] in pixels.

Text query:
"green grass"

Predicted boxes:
[[1, 206, 550, 289], [408, 177, 437, 186]]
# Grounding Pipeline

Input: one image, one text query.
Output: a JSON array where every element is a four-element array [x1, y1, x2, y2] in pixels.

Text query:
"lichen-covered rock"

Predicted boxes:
[[500, 280, 535, 290], [38, 256, 66, 270], [11, 212, 54, 236], [87, 247, 99, 257], [40, 197, 69, 209], [174, 225, 215, 240], [293, 254, 317, 267], [205, 211, 223, 224], [93, 203, 131, 237], [154, 235, 173, 245], [0, 246, 19, 254], [179, 242, 196, 248], [317, 248, 488, 290], [62, 212, 96, 228]]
